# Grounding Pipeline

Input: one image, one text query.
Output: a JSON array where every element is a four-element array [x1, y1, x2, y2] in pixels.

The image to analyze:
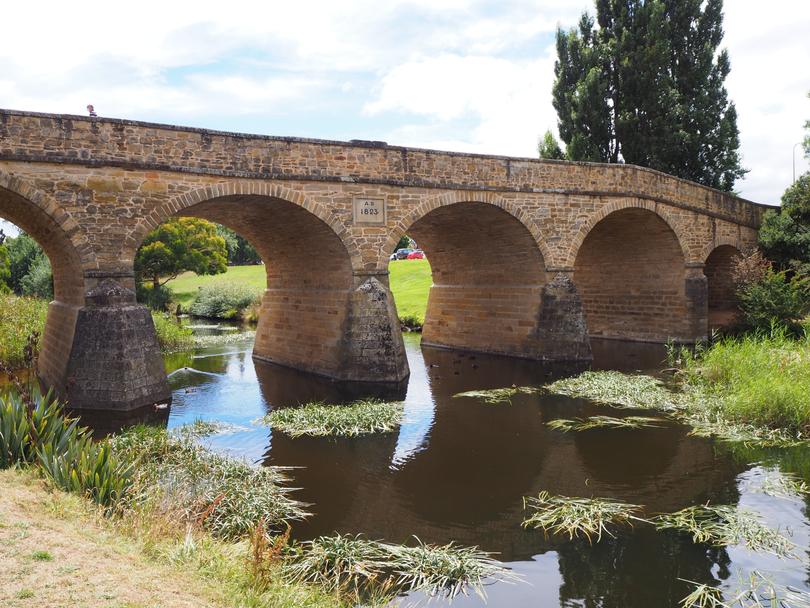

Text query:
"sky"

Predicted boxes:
[[0, 0, 809, 231]]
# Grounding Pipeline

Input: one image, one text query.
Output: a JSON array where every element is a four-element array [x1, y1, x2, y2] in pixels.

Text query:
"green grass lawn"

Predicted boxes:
[[166, 259, 433, 322]]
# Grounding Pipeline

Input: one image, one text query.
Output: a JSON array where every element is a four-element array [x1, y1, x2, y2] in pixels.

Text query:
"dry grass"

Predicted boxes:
[[0, 469, 223, 608]]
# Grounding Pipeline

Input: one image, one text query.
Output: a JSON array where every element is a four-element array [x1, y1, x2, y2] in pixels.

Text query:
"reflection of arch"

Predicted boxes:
[[397, 199, 548, 358], [382, 191, 552, 269], [567, 199, 688, 268], [704, 244, 742, 329], [574, 207, 689, 342], [0, 171, 87, 304], [123, 182, 363, 270]]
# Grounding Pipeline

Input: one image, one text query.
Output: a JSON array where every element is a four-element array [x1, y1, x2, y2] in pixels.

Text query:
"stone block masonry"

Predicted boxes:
[[0, 109, 766, 410]]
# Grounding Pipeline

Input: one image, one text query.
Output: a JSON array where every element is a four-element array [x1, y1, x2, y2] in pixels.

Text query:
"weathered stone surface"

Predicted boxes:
[[535, 274, 592, 361], [61, 281, 170, 410], [0, 108, 767, 411]]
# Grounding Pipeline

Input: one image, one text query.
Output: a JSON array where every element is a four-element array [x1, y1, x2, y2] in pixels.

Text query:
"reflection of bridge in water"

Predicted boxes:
[[0, 109, 768, 411]]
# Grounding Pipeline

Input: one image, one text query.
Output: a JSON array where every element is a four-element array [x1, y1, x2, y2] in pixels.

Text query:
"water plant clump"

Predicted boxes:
[[680, 572, 810, 608], [547, 415, 664, 432], [453, 386, 541, 405], [284, 533, 514, 600], [546, 371, 678, 410], [262, 399, 404, 437], [110, 425, 308, 538], [522, 491, 646, 543], [653, 505, 795, 558]]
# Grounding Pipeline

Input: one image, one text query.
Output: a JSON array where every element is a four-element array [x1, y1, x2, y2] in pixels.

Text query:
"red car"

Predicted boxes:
[[407, 250, 425, 260]]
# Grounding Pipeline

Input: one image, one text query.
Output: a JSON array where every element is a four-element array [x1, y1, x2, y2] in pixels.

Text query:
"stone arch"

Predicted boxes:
[[123, 181, 363, 271], [388, 193, 550, 358], [567, 198, 689, 269], [381, 190, 552, 270], [573, 205, 691, 342], [699, 236, 743, 265], [703, 242, 742, 330], [0, 171, 87, 305]]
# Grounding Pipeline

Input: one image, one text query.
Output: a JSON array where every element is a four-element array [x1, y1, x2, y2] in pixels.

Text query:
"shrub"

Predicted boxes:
[[151, 312, 194, 352], [0, 295, 47, 369], [19, 256, 53, 300], [188, 282, 261, 320], [736, 268, 810, 334], [136, 283, 174, 311]]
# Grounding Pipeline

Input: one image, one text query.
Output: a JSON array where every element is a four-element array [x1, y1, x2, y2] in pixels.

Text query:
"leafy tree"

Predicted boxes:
[[759, 172, 810, 277], [216, 225, 261, 265], [538, 130, 566, 160], [393, 235, 413, 253], [135, 218, 228, 290], [4, 232, 45, 294], [804, 91, 810, 156], [552, 0, 746, 191]]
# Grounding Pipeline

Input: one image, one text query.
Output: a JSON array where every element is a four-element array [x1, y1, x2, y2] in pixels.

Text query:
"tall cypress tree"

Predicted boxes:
[[552, 0, 746, 191]]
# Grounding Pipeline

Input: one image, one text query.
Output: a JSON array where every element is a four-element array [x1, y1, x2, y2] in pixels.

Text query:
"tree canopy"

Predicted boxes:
[[135, 218, 228, 289], [759, 173, 810, 278], [216, 225, 262, 266], [551, 0, 746, 191]]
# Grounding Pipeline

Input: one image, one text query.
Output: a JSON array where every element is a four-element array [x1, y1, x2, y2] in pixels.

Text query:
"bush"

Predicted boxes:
[[736, 267, 810, 334], [151, 312, 194, 352], [19, 255, 53, 300], [0, 295, 47, 369], [188, 282, 261, 320], [137, 283, 174, 311]]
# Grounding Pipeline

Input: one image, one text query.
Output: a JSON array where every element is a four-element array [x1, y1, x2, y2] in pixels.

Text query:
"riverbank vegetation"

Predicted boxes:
[[1, 387, 503, 604], [546, 415, 663, 432], [262, 399, 405, 437]]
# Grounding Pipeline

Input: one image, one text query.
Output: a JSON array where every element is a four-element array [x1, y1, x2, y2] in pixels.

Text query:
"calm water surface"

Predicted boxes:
[[98, 331, 810, 606]]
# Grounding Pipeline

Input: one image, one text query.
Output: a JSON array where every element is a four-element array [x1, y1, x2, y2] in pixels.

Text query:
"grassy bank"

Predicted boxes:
[[166, 259, 433, 325], [0, 390, 510, 604]]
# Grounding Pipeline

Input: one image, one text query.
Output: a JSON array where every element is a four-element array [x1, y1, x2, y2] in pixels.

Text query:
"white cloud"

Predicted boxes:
[[0, 0, 807, 204]]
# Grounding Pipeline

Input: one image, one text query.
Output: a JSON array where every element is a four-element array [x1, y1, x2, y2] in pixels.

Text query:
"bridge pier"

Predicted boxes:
[[253, 272, 409, 384], [39, 277, 171, 411], [685, 264, 709, 342]]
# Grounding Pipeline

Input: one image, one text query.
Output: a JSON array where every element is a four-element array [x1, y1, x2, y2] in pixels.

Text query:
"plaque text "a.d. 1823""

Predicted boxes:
[[352, 197, 386, 225]]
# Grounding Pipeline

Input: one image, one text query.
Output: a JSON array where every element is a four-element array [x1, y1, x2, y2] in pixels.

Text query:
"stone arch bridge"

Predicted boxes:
[[0, 110, 766, 411]]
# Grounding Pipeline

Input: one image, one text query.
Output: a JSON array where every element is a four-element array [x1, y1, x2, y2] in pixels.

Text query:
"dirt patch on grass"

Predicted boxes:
[[0, 469, 223, 608]]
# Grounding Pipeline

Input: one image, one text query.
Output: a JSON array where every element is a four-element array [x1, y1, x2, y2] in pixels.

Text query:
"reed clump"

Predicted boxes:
[[283, 533, 514, 601], [110, 425, 309, 538], [680, 571, 810, 608], [546, 371, 678, 410], [522, 491, 646, 543], [262, 399, 404, 437], [453, 386, 541, 405], [653, 505, 795, 558], [547, 415, 664, 432]]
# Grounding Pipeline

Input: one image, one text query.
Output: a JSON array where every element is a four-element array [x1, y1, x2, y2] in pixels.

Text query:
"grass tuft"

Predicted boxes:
[[547, 415, 664, 432], [262, 399, 404, 437], [521, 491, 646, 543], [653, 505, 795, 558], [453, 386, 541, 406]]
